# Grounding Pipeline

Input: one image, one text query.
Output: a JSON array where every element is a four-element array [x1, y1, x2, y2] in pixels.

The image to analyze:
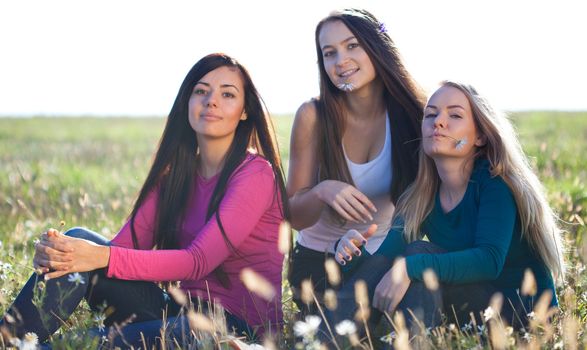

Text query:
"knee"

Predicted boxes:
[[404, 241, 445, 256], [63, 227, 110, 245]]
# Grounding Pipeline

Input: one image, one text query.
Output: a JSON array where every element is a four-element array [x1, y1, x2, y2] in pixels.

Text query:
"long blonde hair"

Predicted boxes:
[[394, 81, 565, 281]]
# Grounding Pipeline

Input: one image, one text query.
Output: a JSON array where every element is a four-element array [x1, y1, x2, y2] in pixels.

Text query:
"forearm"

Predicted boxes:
[[289, 185, 327, 230]]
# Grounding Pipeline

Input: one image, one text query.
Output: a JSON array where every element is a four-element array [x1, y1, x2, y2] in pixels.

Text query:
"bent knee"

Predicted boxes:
[[63, 227, 110, 245]]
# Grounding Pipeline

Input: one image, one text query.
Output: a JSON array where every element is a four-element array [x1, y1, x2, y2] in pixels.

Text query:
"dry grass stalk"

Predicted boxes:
[[324, 258, 341, 286], [521, 268, 537, 296], [393, 311, 411, 350], [422, 269, 439, 291], [278, 221, 291, 255], [186, 309, 215, 333], [240, 268, 276, 301], [324, 289, 338, 310], [300, 279, 314, 305]]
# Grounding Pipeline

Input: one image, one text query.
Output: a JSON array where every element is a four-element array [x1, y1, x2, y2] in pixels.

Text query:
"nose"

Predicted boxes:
[[335, 52, 350, 68], [204, 92, 218, 108], [433, 112, 447, 129]]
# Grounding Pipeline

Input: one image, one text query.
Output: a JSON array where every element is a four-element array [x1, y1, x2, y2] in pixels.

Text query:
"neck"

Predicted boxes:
[[434, 157, 475, 198], [343, 80, 385, 120], [196, 135, 234, 179]]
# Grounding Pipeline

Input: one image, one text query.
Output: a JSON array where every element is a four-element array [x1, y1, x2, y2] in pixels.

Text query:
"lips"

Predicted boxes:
[[338, 68, 359, 78], [201, 113, 222, 121]]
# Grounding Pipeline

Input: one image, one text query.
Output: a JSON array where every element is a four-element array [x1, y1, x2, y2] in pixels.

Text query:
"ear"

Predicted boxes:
[[240, 111, 248, 121], [475, 133, 487, 147]]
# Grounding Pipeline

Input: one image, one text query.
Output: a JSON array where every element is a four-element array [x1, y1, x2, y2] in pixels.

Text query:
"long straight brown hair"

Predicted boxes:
[[128, 53, 289, 285], [314, 8, 426, 205]]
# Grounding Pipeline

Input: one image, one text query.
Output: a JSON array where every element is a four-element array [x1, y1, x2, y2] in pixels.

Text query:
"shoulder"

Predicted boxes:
[[234, 152, 276, 181], [470, 158, 515, 202], [293, 99, 319, 129]]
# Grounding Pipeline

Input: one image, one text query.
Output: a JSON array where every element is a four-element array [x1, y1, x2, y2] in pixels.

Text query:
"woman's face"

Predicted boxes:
[[421, 85, 484, 160], [318, 20, 377, 93], [188, 66, 247, 142]]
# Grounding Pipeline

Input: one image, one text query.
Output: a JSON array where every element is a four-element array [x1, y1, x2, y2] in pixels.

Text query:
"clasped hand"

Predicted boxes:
[[33, 228, 109, 280], [317, 180, 377, 223]]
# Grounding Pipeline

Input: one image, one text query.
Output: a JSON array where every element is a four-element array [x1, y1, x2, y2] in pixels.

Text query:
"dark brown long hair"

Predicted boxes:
[[314, 8, 425, 204], [128, 53, 289, 285]]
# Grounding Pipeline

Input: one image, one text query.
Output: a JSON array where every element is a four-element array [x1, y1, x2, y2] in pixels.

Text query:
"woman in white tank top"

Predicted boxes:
[[286, 8, 426, 314]]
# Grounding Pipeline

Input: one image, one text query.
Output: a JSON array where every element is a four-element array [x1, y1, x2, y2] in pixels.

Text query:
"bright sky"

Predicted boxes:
[[1, 0, 585, 116]]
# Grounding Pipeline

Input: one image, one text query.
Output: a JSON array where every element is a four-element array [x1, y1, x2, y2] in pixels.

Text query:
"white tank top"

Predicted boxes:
[[296, 116, 394, 254]]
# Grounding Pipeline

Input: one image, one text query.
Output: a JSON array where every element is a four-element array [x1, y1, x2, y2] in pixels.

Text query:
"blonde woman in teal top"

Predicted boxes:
[[333, 81, 564, 333]]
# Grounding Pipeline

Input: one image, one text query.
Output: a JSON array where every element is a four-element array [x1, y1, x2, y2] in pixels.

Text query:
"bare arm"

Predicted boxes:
[[287, 101, 376, 230], [286, 101, 326, 229]]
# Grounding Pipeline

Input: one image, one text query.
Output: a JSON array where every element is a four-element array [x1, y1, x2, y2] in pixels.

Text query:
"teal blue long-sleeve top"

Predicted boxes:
[[348, 159, 557, 305]]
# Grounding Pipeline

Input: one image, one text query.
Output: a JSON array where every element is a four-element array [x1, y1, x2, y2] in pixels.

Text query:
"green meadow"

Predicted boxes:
[[0, 113, 586, 349]]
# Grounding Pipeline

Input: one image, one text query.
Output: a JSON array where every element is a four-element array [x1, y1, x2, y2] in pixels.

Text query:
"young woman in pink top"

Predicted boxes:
[[0, 53, 288, 346]]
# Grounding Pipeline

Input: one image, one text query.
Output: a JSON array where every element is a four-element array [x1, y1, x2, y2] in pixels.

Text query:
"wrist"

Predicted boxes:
[[99, 246, 111, 268]]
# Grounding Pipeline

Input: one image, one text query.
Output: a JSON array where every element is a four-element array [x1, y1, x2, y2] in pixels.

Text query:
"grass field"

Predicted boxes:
[[0, 112, 586, 349]]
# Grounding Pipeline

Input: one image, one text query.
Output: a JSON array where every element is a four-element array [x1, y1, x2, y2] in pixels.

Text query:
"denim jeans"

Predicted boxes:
[[0, 227, 252, 348], [320, 240, 537, 346]]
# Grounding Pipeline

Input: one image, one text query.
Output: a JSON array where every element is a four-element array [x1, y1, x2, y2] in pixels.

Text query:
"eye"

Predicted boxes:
[[424, 113, 436, 119], [222, 92, 236, 98], [348, 42, 360, 49], [450, 114, 463, 119], [323, 50, 335, 58], [193, 88, 207, 95]]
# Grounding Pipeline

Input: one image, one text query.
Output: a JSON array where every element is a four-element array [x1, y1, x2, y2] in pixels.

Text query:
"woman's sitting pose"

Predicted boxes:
[[0, 53, 288, 347], [333, 81, 564, 335]]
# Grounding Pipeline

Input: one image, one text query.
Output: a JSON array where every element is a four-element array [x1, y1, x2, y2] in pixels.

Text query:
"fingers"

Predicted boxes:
[[331, 202, 359, 223], [35, 242, 73, 262], [351, 190, 377, 214], [361, 224, 378, 240], [34, 257, 70, 272], [44, 270, 70, 280], [39, 236, 74, 253]]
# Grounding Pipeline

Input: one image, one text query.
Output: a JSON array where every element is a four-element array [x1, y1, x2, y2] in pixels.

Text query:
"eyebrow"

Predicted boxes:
[[425, 104, 465, 110], [321, 36, 356, 50], [195, 81, 240, 92]]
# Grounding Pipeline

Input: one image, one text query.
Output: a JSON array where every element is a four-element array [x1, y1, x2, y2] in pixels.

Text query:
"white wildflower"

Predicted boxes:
[[67, 272, 85, 285], [483, 306, 495, 321], [380, 331, 396, 345], [294, 315, 321, 338], [522, 332, 533, 342], [461, 322, 473, 332], [335, 320, 356, 336], [455, 137, 468, 150], [477, 324, 486, 335], [527, 311, 535, 320], [11, 332, 39, 350], [94, 313, 106, 332]]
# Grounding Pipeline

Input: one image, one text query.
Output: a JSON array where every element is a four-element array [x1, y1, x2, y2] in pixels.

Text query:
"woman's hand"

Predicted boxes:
[[33, 228, 110, 280], [373, 257, 411, 314], [335, 224, 377, 265], [316, 180, 377, 223]]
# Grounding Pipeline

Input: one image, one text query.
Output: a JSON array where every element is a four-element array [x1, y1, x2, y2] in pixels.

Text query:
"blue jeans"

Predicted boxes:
[[321, 241, 539, 345], [0, 227, 252, 348]]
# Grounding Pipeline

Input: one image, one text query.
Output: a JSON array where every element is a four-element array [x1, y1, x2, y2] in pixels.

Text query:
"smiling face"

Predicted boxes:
[[422, 85, 485, 160], [188, 66, 246, 142], [318, 20, 377, 93]]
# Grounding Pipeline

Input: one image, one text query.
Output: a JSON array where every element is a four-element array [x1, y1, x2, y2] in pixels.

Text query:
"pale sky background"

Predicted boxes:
[[0, 0, 585, 117]]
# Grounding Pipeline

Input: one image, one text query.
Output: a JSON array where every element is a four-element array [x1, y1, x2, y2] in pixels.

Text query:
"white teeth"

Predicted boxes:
[[339, 69, 357, 77]]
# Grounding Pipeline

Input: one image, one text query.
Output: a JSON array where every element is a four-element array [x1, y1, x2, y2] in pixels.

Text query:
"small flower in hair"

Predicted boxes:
[[378, 22, 387, 33]]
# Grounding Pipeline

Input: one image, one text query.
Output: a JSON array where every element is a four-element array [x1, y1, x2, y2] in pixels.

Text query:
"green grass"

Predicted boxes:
[[0, 113, 586, 349]]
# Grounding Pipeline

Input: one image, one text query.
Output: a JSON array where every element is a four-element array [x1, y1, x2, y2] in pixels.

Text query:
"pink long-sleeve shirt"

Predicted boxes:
[[107, 153, 284, 331]]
